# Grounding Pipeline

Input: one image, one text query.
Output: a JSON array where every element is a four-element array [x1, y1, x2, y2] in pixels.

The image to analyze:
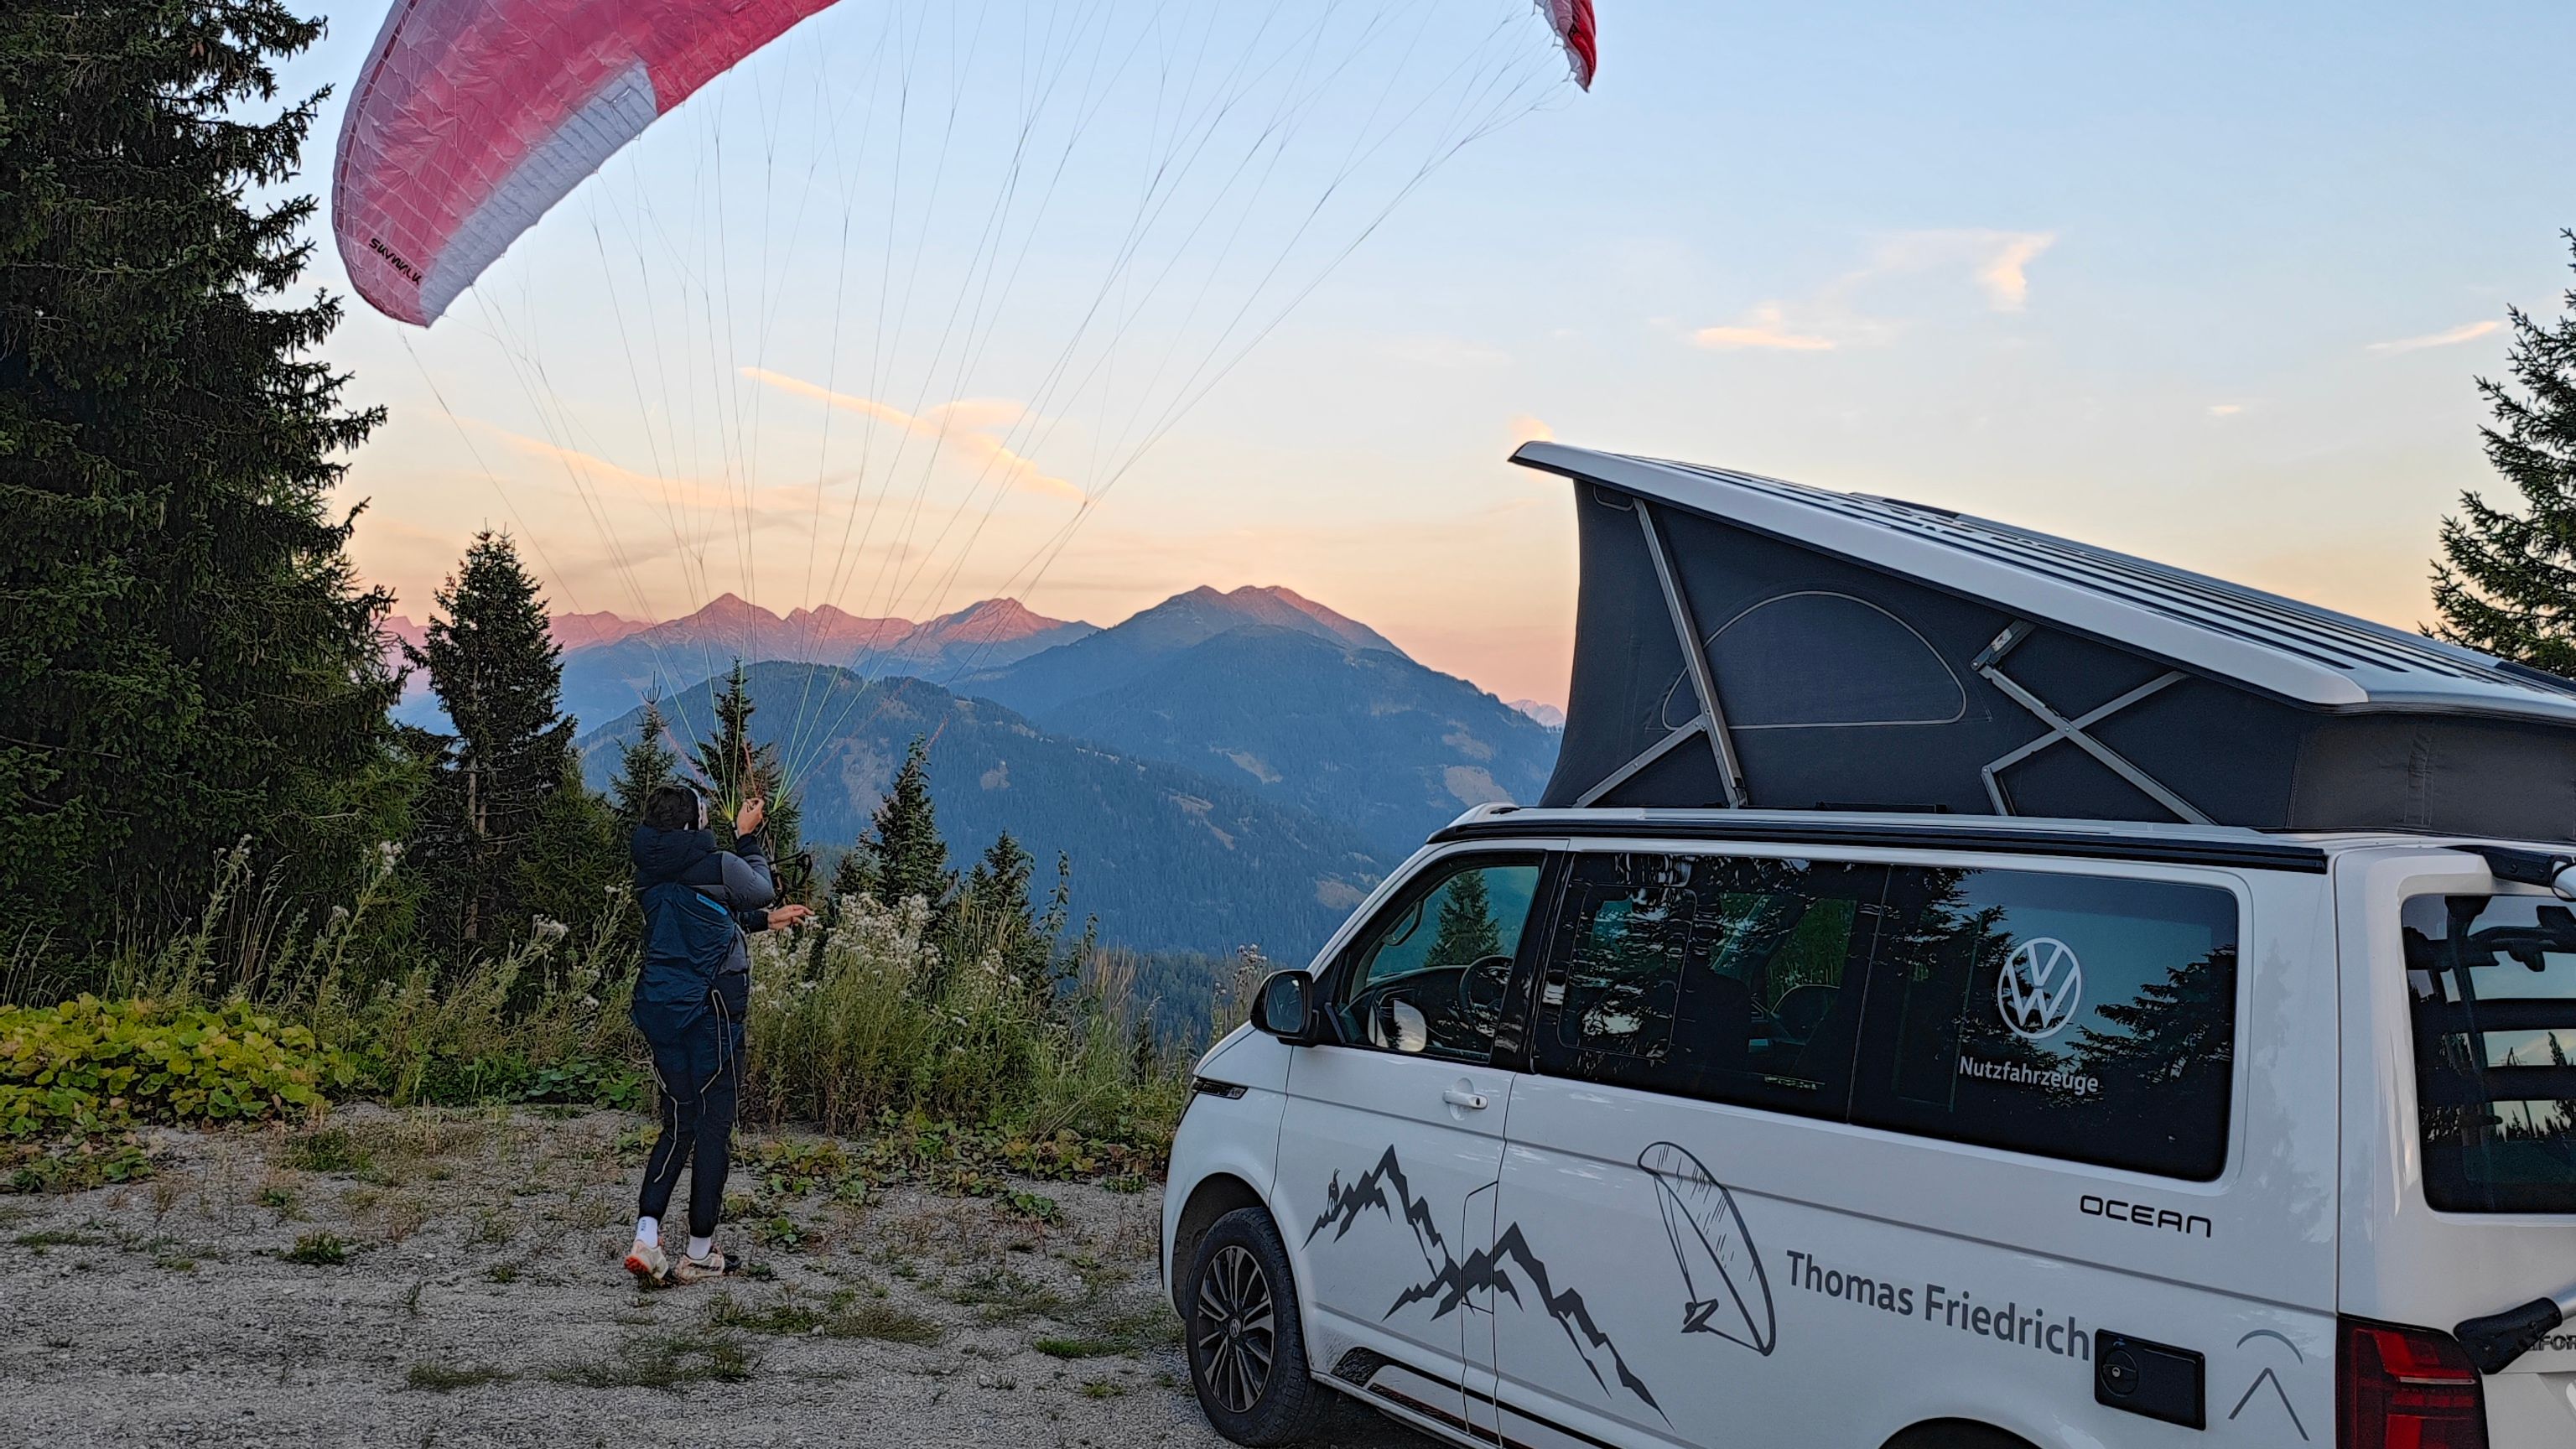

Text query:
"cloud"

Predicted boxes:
[[1860, 230, 2058, 313], [740, 367, 1087, 502], [2367, 319, 2501, 356], [1692, 304, 1836, 352], [1683, 229, 2055, 354], [474, 425, 776, 517], [2208, 403, 2244, 418], [1969, 233, 2054, 312]]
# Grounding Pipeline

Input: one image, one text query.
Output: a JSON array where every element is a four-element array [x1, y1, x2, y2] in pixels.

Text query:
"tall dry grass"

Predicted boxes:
[[741, 896, 1185, 1147], [9, 840, 1207, 1146]]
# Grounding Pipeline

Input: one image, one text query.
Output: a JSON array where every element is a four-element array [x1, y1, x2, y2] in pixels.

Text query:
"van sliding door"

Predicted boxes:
[[1488, 850, 1888, 1448]]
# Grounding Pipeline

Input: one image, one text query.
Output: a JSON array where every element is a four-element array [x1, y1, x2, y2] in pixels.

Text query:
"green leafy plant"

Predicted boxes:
[[1003, 1191, 1062, 1225], [277, 1127, 373, 1176], [283, 1232, 351, 1266], [704, 1287, 943, 1346], [0, 997, 346, 1140], [546, 1332, 756, 1389]]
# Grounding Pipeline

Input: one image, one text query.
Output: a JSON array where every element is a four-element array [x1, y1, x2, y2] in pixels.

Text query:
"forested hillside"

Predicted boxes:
[[970, 587, 1559, 857], [579, 665, 1389, 958]]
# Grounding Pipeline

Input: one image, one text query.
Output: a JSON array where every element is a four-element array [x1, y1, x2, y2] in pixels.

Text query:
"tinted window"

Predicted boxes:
[[1334, 855, 1542, 1062], [2405, 893, 2576, 1213], [1533, 853, 1887, 1119], [1852, 868, 2238, 1181]]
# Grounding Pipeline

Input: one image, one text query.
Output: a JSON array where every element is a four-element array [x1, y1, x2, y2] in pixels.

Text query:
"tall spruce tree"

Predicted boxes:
[[958, 832, 1059, 991], [0, 1, 397, 950], [865, 736, 951, 917], [408, 531, 579, 948], [2433, 233, 2576, 673], [690, 664, 800, 857], [610, 699, 681, 831], [1425, 870, 1503, 968]]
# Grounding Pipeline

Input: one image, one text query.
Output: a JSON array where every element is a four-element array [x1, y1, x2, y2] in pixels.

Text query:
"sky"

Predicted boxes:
[[281, 2, 2576, 709]]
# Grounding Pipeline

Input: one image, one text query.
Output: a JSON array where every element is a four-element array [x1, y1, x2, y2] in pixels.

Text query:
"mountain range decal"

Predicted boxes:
[[1389, 1219, 1666, 1418], [1304, 1145, 1664, 1420], [1306, 1145, 1452, 1270]]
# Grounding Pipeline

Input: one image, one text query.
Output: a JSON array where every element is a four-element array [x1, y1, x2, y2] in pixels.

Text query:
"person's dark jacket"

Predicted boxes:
[[631, 825, 776, 1047]]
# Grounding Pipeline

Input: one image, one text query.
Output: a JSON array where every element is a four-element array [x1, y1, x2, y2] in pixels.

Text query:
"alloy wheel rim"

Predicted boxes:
[[1195, 1244, 1277, 1414]]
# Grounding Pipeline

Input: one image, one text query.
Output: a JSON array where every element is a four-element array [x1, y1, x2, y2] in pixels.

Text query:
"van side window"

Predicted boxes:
[[1332, 854, 1543, 1062], [2403, 893, 2576, 1213], [1851, 868, 2238, 1181], [1532, 853, 1888, 1119]]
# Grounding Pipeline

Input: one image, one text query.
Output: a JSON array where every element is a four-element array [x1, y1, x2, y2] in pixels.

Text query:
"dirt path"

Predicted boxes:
[[0, 1106, 1426, 1449]]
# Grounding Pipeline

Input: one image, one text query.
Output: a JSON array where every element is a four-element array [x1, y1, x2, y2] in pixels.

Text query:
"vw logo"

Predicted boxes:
[[1997, 937, 2084, 1040]]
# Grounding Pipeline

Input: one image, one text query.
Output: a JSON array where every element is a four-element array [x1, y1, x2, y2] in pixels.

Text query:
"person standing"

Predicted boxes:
[[623, 783, 809, 1285]]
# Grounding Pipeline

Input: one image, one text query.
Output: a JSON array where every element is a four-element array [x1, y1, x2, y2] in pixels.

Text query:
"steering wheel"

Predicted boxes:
[[1456, 953, 1514, 1017]]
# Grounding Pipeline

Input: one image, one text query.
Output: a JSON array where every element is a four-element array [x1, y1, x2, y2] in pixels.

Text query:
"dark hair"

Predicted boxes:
[[644, 783, 700, 832]]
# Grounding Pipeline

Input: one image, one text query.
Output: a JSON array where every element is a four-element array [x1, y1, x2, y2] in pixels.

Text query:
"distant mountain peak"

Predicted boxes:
[[550, 610, 646, 651], [922, 596, 1081, 641], [783, 603, 904, 628], [1154, 584, 1398, 656], [1508, 699, 1566, 730], [688, 592, 772, 624]]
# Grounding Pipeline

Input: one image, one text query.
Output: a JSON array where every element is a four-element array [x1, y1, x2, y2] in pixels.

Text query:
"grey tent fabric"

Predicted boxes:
[[1522, 449, 2576, 843]]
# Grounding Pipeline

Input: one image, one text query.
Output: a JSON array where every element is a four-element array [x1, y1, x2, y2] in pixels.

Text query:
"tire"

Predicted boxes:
[[1886, 1423, 2039, 1449], [1184, 1206, 1322, 1446]]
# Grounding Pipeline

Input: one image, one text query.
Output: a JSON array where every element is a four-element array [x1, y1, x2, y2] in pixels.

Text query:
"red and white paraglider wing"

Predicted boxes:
[[1535, 0, 1597, 90], [332, 0, 833, 325]]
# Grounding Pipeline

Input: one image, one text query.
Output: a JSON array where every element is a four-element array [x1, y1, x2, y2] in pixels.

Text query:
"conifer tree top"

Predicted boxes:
[[2436, 233, 2576, 678]]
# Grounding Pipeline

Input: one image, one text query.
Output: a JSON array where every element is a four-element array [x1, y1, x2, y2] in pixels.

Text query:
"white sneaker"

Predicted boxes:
[[623, 1239, 667, 1285], [671, 1248, 727, 1285]]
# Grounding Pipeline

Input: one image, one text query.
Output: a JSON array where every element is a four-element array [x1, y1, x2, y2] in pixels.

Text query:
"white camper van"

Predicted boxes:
[[1161, 446, 2576, 1449]]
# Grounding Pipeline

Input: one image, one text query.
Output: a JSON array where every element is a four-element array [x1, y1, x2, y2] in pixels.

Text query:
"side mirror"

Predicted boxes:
[[1249, 970, 1322, 1045]]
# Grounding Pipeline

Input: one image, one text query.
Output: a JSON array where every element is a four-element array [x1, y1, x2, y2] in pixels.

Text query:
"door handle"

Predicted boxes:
[[1443, 1086, 1490, 1111]]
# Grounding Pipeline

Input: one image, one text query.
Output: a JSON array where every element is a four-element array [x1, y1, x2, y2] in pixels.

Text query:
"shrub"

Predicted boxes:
[[276, 1127, 372, 1175], [284, 1231, 351, 1265], [0, 997, 346, 1140], [740, 896, 1185, 1146]]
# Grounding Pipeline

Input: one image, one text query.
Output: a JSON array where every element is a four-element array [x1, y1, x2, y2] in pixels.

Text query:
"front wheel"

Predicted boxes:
[[1185, 1207, 1321, 1446]]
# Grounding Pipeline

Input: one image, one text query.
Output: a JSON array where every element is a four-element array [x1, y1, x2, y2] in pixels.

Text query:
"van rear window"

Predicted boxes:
[[2405, 894, 2576, 1213]]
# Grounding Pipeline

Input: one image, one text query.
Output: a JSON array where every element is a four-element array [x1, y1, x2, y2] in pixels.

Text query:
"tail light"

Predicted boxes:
[[2339, 1316, 2488, 1449]]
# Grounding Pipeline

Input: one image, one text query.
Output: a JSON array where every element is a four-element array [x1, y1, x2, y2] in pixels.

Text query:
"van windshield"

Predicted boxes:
[[2405, 893, 2576, 1213]]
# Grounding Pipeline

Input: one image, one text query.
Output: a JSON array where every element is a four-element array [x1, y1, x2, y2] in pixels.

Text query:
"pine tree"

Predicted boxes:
[[865, 737, 951, 917], [1426, 870, 1504, 968], [2433, 233, 2576, 673], [515, 755, 625, 944], [0, 0, 397, 950], [408, 531, 577, 948], [610, 700, 681, 831], [828, 845, 876, 904], [959, 832, 1058, 991], [689, 664, 799, 857]]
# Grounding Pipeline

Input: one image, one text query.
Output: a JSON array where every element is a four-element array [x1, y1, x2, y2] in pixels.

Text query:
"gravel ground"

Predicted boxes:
[[0, 1105, 1427, 1449]]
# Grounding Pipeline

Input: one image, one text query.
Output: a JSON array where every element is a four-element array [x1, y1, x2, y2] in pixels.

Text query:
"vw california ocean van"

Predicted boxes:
[[1162, 446, 2576, 1449]]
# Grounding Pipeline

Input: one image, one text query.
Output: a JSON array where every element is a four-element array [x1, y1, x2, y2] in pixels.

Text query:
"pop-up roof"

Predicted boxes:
[[1513, 443, 2576, 841]]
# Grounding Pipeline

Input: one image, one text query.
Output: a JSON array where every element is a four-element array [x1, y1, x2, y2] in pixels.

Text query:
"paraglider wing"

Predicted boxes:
[[332, 0, 835, 325], [1536, 0, 1598, 89]]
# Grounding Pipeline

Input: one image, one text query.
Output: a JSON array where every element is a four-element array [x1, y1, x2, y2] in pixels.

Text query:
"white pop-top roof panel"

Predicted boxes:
[[1514, 442, 2576, 723]]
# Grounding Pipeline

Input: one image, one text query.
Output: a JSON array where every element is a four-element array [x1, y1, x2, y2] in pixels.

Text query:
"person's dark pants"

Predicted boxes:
[[636, 974, 747, 1241]]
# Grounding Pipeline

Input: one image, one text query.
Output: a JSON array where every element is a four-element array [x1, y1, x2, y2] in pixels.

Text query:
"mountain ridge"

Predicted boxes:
[[979, 611, 1558, 858], [576, 663, 1387, 958]]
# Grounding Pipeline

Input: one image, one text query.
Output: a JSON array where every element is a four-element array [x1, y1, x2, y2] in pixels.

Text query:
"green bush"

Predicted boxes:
[[740, 896, 1185, 1148], [0, 996, 346, 1140]]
